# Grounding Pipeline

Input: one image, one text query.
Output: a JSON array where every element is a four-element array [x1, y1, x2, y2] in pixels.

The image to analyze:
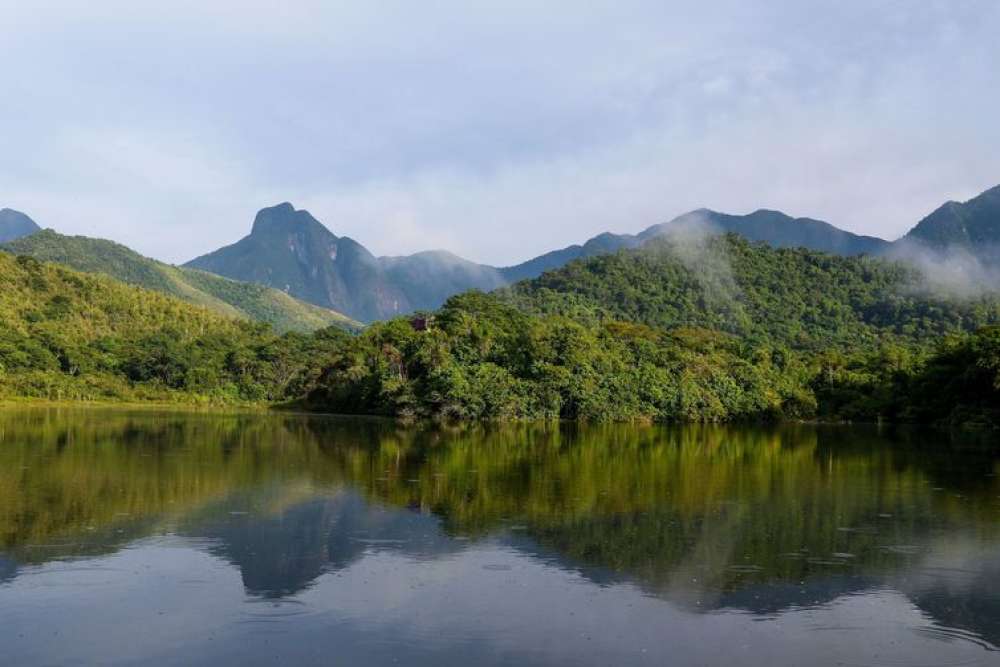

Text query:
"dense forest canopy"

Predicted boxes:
[[0, 252, 348, 403], [0, 237, 997, 427], [502, 235, 1000, 351], [308, 237, 1000, 426]]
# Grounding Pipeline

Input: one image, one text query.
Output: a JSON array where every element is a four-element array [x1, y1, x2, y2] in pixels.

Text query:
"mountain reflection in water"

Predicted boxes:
[[0, 407, 998, 666]]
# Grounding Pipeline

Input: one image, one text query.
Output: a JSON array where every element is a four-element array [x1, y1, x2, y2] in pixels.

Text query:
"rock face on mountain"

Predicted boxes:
[[899, 185, 1000, 254], [0, 209, 41, 243], [185, 203, 505, 322]]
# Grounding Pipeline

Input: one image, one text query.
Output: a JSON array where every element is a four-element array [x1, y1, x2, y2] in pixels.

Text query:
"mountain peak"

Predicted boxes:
[[249, 203, 332, 238], [902, 183, 1000, 248], [748, 208, 793, 220], [0, 208, 42, 243]]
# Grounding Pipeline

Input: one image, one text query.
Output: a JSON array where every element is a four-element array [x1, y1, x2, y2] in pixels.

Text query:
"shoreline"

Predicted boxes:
[[0, 399, 994, 431]]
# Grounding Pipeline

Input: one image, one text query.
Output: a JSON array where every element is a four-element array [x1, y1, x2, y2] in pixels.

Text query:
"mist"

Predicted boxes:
[[647, 213, 744, 319], [886, 240, 1000, 299]]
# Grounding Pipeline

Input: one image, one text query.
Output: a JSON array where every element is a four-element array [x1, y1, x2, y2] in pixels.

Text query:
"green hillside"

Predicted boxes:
[[306, 237, 1000, 426], [0, 252, 349, 403], [501, 234, 1000, 351], [1, 229, 996, 426], [2, 230, 359, 333]]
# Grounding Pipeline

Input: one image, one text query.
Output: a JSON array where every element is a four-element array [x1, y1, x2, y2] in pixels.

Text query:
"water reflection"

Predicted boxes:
[[0, 407, 998, 665]]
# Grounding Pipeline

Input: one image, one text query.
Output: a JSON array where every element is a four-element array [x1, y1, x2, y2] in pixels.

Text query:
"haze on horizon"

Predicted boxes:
[[1, 0, 998, 265]]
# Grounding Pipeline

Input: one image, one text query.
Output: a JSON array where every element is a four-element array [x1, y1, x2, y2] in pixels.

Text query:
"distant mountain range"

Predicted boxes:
[[502, 208, 890, 282], [5, 184, 999, 324], [186, 203, 507, 323], [185, 191, 972, 322], [0, 223, 358, 333]]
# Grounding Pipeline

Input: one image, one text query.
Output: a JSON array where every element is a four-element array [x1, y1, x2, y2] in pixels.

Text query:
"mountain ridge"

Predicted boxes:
[[186, 202, 902, 322], [900, 184, 1000, 251], [185, 203, 505, 322], [12, 183, 998, 324]]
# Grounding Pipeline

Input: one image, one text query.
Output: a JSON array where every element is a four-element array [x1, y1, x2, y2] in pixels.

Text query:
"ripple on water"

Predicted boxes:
[[239, 598, 315, 626], [914, 625, 999, 655], [809, 620, 993, 667]]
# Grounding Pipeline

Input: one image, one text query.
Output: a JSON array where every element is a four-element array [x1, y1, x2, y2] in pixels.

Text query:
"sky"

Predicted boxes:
[[1, 1, 999, 266]]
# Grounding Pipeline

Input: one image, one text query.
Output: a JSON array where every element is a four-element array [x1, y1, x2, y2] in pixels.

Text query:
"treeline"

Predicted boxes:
[[814, 327, 1000, 427], [306, 291, 999, 427], [1, 239, 998, 427], [306, 292, 812, 420]]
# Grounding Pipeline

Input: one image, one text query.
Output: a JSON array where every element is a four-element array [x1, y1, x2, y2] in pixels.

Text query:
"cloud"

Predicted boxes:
[[0, 1, 998, 264]]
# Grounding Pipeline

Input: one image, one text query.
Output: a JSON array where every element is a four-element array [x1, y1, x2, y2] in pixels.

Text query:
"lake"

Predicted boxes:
[[0, 407, 998, 666]]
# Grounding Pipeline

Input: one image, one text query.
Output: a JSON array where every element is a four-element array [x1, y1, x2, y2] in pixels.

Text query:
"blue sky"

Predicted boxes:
[[1, 1, 998, 264]]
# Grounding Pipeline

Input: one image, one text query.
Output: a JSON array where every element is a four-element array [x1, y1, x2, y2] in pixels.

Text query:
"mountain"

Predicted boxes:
[[185, 203, 504, 322], [0, 250, 353, 404], [189, 203, 890, 322], [501, 208, 889, 284], [639, 208, 891, 256], [380, 249, 506, 316], [0, 250, 264, 398], [0, 209, 41, 243], [502, 209, 889, 283], [310, 235, 1000, 422], [501, 233, 999, 351], [899, 184, 1000, 251], [500, 232, 641, 283], [2, 230, 359, 333]]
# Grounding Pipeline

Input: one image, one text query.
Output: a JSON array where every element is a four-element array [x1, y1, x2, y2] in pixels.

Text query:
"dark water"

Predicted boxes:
[[1, 408, 999, 666]]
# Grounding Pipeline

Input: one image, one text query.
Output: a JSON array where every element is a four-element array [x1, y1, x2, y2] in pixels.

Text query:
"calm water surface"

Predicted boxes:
[[1, 407, 999, 666]]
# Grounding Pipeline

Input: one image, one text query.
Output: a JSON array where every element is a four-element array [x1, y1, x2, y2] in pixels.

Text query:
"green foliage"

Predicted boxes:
[[1, 230, 359, 332], [0, 252, 348, 404], [307, 292, 806, 421], [816, 327, 1000, 428], [307, 238, 1000, 426], [2, 233, 999, 427], [502, 235, 1000, 351]]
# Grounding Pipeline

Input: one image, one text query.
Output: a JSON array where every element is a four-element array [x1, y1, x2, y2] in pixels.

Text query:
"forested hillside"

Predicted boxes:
[[501, 235, 1000, 350], [1, 235, 997, 427], [0, 253, 348, 403], [2, 230, 358, 332], [307, 238, 1000, 427], [306, 292, 812, 421]]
